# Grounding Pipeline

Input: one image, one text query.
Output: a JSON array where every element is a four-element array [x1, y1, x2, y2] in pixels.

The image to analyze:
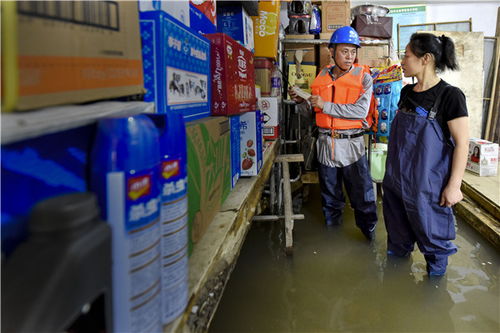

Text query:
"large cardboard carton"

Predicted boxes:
[[357, 44, 390, 67], [2, 1, 144, 112], [240, 111, 263, 177], [285, 44, 316, 65], [138, 0, 190, 27], [186, 117, 231, 247], [321, 0, 351, 34], [252, 0, 281, 60], [466, 139, 499, 176], [319, 44, 333, 70], [217, 4, 255, 52], [140, 10, 211, 121], [205, 33, 257, 116]]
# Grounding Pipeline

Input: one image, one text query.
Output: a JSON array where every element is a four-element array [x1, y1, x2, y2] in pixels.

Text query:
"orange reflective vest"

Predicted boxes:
[[311, 63, 377, 132]]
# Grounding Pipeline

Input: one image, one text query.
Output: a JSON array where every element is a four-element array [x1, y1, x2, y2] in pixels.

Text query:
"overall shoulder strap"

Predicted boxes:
[[428, 81, 451, 120]]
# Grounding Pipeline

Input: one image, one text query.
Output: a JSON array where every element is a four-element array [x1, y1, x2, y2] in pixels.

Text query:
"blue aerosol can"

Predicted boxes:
[[90, 114, 162, 333], [147, 112, 189, 324]]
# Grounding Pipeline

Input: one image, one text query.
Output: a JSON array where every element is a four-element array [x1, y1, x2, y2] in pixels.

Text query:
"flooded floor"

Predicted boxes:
[[210, 184, 500, 333]]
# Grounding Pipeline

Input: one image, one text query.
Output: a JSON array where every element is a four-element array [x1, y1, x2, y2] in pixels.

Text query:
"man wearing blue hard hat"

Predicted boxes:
[[289, 26, 378, 241]]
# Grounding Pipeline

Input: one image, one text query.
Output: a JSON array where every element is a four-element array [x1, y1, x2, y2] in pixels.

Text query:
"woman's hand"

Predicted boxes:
[[309, 95, 325, 109], [440, 183, 463, 207], [288, 87, 305, 104]]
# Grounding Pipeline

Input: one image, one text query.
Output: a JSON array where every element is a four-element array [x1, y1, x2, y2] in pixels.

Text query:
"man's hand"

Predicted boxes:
[[309, 95, 325, 109], [288, 87, 305, 104]]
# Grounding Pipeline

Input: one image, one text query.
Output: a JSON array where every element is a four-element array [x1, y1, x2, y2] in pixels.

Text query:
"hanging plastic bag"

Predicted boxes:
[[309, 5, 321, 34]]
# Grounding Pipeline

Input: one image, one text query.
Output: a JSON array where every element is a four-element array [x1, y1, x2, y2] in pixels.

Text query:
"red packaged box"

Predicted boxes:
[[190, 0, 217, 26], [206, 33, 257, 116]]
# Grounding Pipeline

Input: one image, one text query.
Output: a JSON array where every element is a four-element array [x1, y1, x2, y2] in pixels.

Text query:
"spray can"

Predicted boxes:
[[90, 114, 162, 333], [147, 112, 189, 324]]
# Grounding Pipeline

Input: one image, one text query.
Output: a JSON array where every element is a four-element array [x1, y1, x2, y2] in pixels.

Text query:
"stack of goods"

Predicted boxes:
[[319, 0, 351, 40], [351, 4, 392, 67]]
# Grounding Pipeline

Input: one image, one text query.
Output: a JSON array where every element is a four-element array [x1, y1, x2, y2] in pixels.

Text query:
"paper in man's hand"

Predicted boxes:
[[291, 86, 311, 100]]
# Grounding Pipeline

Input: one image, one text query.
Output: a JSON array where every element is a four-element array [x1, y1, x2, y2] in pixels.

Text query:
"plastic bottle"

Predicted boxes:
[[147, 112, 189, 325], [90, 114, 162, 333], [2, 192, 111, 333], [270, 65, 282, 97]]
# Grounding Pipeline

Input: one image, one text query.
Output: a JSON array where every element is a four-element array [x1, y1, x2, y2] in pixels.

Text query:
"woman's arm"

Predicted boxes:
[[440, 116, 469, 207]]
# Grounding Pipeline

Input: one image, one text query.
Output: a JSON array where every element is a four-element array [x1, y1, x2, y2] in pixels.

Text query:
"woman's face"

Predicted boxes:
[[401, 44, 424, 77]]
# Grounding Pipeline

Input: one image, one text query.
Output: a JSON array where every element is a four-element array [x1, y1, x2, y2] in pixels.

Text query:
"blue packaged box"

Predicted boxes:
[[217, 4, 254, 52], [229, 115, 241, 188], [1, 126, 92, 256], [140, 10, 211, 121], [189, 4, 216, 35]]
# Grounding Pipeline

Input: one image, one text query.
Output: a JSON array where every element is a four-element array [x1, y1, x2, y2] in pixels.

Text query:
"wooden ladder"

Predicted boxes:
[[253, 154, 305, 254]]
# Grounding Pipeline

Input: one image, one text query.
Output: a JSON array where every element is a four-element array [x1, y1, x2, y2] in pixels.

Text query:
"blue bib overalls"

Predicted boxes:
[[382, 88, 457, 275]]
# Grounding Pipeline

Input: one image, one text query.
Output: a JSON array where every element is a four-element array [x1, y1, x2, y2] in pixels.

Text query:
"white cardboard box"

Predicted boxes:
[[466, 138, 499, 176], [139, 0, 190, 27], [259, 97, 280, 140]]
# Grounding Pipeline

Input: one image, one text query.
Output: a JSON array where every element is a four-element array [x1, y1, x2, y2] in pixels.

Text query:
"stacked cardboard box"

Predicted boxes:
[[2, 1, 144, 112]]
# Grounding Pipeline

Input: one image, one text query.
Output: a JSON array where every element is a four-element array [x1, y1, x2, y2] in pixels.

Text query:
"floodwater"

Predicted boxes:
[[210, 184, 500, 333]]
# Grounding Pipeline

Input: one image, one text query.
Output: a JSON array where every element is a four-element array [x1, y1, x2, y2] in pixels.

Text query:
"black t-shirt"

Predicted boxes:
[[399, 80, 468, 140]]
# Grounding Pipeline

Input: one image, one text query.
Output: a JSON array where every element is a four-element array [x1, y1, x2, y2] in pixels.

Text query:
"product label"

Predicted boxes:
[[166, 67, 208, 105], [107, 168, 162, 332], [159, 158, 188, 324]]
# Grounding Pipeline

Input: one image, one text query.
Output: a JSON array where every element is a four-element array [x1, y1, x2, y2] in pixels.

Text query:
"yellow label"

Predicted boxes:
[[287, 64, 317, 99]]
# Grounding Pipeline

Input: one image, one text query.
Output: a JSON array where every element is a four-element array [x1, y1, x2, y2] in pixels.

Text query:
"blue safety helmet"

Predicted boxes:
[[329, 26, 361, 48]]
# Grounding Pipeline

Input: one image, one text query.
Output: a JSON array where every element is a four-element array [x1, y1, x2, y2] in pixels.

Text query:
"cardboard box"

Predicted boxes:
[[252, 0, 281, 60], [205, 33, 257, 116], [287, 64, 317, 99], [190, 3, 216, 34], [285, 44, 316, 65], [140, 11, 211, 121], [240, 111, 263, 177], [259, 97, 281, 140], [319, 44, 333, 70], [352, 15, 393, 39], [321, 0, 351, 34], [186, 117, 231, 245], [229, 115, 241, 187], [217, 4, 255, 52], [190, 0, 216, 26], [357, 44, 389, 67], [466, 139, 499, 176], [254, 58, 273, 96], [138, 0, 190, 27], [2, 1, 144, 112]]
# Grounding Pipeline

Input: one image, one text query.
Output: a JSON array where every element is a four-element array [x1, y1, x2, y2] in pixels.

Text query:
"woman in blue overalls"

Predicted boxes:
[[383, 33, 469, 276]]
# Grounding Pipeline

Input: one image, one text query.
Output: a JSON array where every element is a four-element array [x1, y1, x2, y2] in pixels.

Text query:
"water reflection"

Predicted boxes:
[[210, 185, 499, 333]]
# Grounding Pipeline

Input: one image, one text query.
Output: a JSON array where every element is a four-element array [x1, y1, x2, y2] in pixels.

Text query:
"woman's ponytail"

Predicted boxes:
[[439, 35, 459, 71]]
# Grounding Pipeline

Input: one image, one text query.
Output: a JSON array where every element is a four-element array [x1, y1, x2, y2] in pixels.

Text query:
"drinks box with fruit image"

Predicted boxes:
[[239, 111, 263, 177]]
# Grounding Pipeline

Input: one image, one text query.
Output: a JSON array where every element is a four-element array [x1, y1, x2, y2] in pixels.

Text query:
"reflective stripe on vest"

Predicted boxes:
[[311, 64, 368, 130]]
